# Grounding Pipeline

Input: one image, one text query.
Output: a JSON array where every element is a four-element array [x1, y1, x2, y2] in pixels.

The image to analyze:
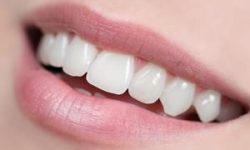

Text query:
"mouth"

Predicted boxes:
[[16, 2, 248, 147]]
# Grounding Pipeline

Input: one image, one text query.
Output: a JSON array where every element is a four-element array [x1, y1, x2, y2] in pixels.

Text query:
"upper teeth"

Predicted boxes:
[[37, 32, 241, 123], [193, 90, 221, 122], [63, 36, 98, 77], [160, 78, 196, 117], [49, 32, 69, 67], [128, 63, 167, 104], [87, 51, 134, 95], [37, 33, 55, 65]]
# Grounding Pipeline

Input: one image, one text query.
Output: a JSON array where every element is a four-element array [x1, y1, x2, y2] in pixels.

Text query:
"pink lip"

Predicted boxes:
[[17, 46, 207, 145], [15, 2, 247, 146]]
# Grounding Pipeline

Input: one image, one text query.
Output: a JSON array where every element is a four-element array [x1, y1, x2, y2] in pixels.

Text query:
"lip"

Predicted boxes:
[[17, 45, 210, 146], [15, 2, 248, 146]]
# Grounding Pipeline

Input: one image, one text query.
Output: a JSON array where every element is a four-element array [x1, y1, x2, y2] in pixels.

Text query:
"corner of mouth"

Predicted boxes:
[[15, 1, 250, 146]]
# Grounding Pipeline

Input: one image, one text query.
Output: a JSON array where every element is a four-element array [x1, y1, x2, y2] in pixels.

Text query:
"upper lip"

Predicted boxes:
[[25, 2, 249, 107]]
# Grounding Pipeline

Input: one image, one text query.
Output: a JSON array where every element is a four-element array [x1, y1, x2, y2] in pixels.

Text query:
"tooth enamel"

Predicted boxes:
[[37, 33, 55, 65], [63, 36, 98, 77], [160, 78, 196, 117], [194, 90, 221, 123], [217, 100, 243, 122], [128, 63, 167, 104], [49, 32, 69, 67], [87, 51, 134, 95]]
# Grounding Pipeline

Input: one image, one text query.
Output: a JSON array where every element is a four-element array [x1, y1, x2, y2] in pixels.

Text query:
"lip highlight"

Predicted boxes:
[[15, 1, 248, 146]]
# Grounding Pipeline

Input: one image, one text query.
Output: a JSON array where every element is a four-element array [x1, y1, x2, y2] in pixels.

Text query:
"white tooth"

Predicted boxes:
[[194, 90, 221, 123], [217, 100, 243, 122], [160, 78, 196, 117], [49, 32, 69, 67], [63, 36, 98, 77], [87, 51, 134, 95], [37, 33, 55, 65], [75, 88, 92, 96], [128, 63, 166, 104]]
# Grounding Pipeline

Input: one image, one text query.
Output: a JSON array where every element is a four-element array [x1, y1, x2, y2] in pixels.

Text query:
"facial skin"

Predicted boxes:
[[1, 0, 250, 149]]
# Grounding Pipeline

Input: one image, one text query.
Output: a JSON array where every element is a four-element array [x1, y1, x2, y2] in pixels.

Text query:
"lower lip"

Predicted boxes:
[[15, 45, 211, 146]]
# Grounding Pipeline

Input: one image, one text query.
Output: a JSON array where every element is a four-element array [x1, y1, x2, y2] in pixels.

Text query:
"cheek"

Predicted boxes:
[[0, 4, 23, 146], [0, 4, 28, 120]]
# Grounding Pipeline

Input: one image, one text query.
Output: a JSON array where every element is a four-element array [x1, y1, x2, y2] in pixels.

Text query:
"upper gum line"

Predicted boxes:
[[36, 31, 244, 123]]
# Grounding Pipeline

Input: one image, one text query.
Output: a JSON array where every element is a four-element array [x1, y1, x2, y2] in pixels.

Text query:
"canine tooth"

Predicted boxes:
[[37, 33, 55, 65], [160, 78, 195, 117], [217, 100, 243, 122], [128, 63, 166, 104], [49, 32, 69, 67], [87, 51, 134, 95], [63, 36, 98, 77], [194, 90, 221, 123]]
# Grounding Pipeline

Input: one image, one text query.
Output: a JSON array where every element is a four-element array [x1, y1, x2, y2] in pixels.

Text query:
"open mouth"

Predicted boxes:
[[16, 2, 248, 146], [30, 29, 245, 123]]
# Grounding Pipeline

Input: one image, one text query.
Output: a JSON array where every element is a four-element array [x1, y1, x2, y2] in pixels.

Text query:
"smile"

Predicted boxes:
[[16, 2, 247, 146]]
